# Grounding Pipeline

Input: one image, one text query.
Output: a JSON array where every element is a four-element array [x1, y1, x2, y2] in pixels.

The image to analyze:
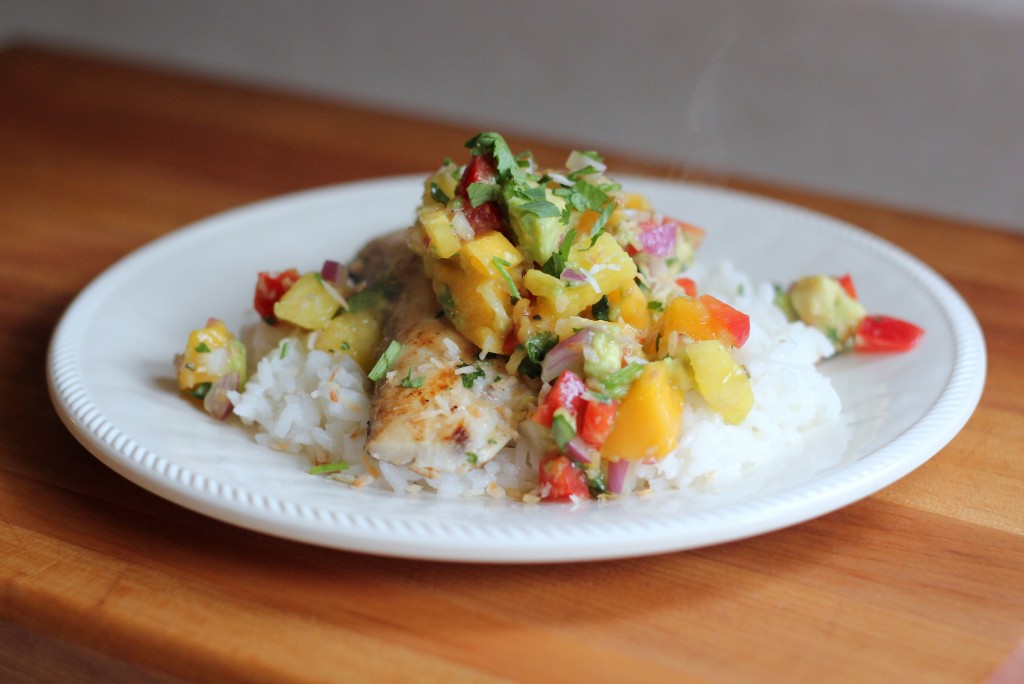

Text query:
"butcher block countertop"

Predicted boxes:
[[2, 45, 1023, 683]]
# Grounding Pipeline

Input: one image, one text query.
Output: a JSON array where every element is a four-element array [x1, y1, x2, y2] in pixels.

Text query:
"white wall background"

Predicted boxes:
[[3, 0, 1022, 232]]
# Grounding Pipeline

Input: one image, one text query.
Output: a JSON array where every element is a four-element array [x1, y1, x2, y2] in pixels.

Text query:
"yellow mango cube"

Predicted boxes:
[[601, 361, 685, 462], [461, 231, 524, 276]]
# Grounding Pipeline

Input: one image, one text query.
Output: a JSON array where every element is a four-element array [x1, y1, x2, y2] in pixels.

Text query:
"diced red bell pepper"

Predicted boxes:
[[579, 399, 618, 448], [533, 370, 588, 428], [699, 294, 750, 348], [456, 154, 506, 234], [837, 273, 857, 300], [254, 268, 300, 324], [538, 455, 590, 502], [675, 277, 697, 297], [854, 315, 924, 353]]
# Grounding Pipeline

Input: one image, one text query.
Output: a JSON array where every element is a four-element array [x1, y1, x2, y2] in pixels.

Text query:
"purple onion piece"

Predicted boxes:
[[565, 436, 592, 464], [560, 267, 587, 283], [204, 371, 239, 420], [637, 220, 677, 258], [321, 259, 346, 287], [607, 459, 629, 495], [540, 329, 594, 383]]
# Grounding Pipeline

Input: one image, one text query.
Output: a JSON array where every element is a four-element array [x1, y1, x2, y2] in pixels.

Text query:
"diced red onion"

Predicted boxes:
[[565, 436, 591, 464], [637, 220, 677, 258], [560, 267, 587, 283], [451, 210, 474, 241], [205, 317, 223, 328], [540, 329, 594, 383], [321, 259, 347, 287], [203, 372, 239, 420], [607, 459, 629, 495]]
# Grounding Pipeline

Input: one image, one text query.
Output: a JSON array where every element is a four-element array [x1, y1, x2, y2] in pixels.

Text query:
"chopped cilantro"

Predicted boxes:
[[459, 364, 486, 388], [368, 340, 402, 382], [401, 369, 424, 388], [492, 257, 520, 302], [518, 199, 561, 218], [464, 132, 520, 181], [587, 199, 617, 246], [280, 342, 290, 359], [310, 462, 349, 475], [467, 182, 499, 207], [517, 331, 558, 379], [340, 341, 351, 351], [540, 229, 576, 277], [189, 382, 212, 399], [437, 284, 456, 317], [430, 182, 450, 205], [586, 470, 608, 496], [466, 452, 479, 465], [194, 342, 212, 353], [602, 362, 644, 399], [647, 301, 664, 312], [592, 295, 610, 321]]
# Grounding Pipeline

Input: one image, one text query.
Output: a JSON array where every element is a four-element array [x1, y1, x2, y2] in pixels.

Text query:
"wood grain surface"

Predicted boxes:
[[2, 44, 1022, 684]]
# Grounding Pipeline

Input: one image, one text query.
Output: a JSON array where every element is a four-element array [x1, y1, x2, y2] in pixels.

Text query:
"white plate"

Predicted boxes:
[[47, 175, 986, 563]]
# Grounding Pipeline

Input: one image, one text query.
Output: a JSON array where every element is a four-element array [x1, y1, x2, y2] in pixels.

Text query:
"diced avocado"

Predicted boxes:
[[505, 184, 567, 265], [583, 329, 621, 381], [273, 272, 342, 330], [788, 275, 867, 348]]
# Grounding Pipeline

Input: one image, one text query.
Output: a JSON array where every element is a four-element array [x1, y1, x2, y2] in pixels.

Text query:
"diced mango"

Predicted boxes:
[[460, 231, 523, 276], [273, 272, 342, 330], [650, 295, 728, 357], [431, 257, 514, 354], [607, 279, 651, 331], [418, 205, 461, 259], [601, 361, 685, 462], [686, 339, 753, 425], [620, 193, 651, 211], [314, 309, 383, 372]]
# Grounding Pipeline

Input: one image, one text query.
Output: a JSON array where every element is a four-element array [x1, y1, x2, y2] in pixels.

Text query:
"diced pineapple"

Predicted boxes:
[[601, 360, 686, 462], [568, 233, 637, 294], [418, 205, 461, 259], [522, 234, 638, 318], [314, 309, 383, 372], [686, 339, 753, 425], [273, 272, 343, 330], [420, 161, 460, 206]]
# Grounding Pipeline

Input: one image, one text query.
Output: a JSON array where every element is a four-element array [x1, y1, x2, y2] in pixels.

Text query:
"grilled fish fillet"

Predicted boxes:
[[353, 231, 533, 479]]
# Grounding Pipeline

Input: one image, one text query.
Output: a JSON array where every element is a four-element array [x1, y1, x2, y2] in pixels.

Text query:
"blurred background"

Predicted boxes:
[[2, 0, 1021, 232]]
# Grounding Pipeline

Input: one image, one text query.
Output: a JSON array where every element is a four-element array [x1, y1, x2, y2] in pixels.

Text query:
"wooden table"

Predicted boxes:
[[2, 44, 1022, 683]]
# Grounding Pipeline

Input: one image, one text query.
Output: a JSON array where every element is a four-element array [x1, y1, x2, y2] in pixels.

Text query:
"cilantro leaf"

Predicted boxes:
[[429, 182, 450, 205], [368, 340, 402, 382]]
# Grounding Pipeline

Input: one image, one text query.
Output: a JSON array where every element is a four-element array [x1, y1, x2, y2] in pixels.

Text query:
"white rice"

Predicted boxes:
[[227, 260, 846, 500]]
